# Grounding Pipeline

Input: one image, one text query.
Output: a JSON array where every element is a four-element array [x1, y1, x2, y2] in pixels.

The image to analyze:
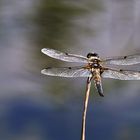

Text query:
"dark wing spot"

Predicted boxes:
[[68, 67, 72, 69], [65, 52, 68, 55], [124, 56, 127, 59], [120, 69, 123, 72]]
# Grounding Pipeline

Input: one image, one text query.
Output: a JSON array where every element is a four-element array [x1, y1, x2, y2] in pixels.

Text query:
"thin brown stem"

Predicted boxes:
[[81, 77, 92, 140]]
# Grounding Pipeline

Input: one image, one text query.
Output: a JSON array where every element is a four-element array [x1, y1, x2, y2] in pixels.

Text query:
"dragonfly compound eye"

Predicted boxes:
[[87, 53, 99, 58]]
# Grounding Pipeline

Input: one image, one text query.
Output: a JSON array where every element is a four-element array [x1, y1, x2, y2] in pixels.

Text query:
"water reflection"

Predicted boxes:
[[0, 0, 140, 140]]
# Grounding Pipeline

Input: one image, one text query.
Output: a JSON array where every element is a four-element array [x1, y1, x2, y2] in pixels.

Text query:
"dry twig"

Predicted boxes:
[[81, 77, 92, 140]]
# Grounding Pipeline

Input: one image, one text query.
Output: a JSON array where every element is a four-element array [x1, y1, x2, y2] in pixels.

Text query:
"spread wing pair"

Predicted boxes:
[[41, 48, 140, 80]]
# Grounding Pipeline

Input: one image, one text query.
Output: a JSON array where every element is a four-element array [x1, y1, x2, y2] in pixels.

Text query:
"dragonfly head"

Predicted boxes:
[[87, 53, 99, 58], [87, 53, 100, 61]]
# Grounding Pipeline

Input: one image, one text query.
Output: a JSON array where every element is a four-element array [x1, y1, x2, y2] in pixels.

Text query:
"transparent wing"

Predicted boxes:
[[41, 48, 88, 63], [41, 66, 91, 77], [101, 68, 140, 80], [103, 54, 140, 65]]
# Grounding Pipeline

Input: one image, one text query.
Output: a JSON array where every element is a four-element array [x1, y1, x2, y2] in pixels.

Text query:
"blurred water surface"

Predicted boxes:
[[0, 0, 140, 140]]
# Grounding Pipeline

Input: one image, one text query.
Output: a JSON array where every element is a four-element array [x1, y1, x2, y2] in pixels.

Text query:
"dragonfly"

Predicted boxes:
[[41, 48, 140, 140], [41, 48, 140, 96]]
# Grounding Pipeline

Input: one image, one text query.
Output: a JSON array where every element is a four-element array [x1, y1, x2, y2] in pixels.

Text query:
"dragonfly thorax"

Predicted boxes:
[[87, 58, 101, 69], [92, 63, 99, 67], [91, 61, 101, 68]]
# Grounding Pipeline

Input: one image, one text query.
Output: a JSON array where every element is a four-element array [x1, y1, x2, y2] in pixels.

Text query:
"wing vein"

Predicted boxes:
[[103, 54, 140, 65], [41, 48, 88, 63], [102, 68, 140, 80], [41, 66, 91, 77]]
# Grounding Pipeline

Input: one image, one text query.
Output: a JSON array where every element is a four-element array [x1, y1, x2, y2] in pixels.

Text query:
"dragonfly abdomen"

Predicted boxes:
[[93, 69, 104, 97]]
